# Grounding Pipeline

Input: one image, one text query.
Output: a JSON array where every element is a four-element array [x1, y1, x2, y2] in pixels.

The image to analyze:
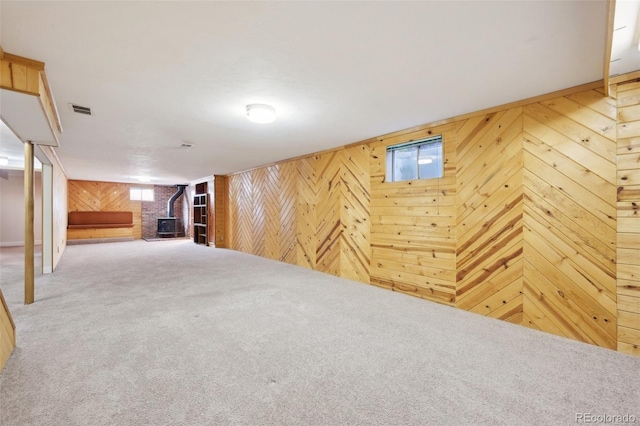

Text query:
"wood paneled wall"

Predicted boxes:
[[67, 180, 142, 240], [0, 289, 15, 373], [371, 124, 456, 304], [214, 176, 228, 248], [220, 85, 640, 355], [616, 81, 640, 356], [225, 145, 370, 281], [227, 163, 299, 264], [522, 90, 617, 349], [456, 109, 524, 322]]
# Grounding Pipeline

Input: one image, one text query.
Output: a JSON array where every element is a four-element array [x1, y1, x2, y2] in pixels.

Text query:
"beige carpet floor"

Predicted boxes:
[[0, 240, 639, 425]]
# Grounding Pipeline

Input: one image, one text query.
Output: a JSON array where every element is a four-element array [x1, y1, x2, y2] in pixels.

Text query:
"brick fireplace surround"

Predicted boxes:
[[142, 186, 186, 239]]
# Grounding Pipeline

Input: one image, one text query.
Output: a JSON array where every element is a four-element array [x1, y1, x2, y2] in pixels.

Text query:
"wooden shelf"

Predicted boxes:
[[193, 193, 208, 246]]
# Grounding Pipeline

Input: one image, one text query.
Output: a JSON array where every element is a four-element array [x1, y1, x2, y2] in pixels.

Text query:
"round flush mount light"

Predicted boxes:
[[0, 157, 8, 166], [246, 104, 276, 124]]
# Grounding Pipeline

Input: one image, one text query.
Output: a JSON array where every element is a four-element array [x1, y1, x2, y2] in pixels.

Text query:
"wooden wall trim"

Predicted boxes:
[[610, 70, 640, 85], [0, 289, 15, 332], [39, 71, 63, 133], [369, 81, 605, 143], [2, 52, 45, 70], [39, 145, 68, 179], [223, 80, 604, 178], [0, 288, 16, 373], [604, 0, 616, 96]]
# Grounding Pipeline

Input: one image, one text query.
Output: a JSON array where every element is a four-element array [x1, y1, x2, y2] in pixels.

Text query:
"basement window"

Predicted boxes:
[[386, 135, 443, 182], [130, 187, 154, 201]]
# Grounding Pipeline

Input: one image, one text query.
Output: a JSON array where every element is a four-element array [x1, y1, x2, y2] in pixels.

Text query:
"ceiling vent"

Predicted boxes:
[[180, 143, 193, 148], [70, 104, 92, 115]]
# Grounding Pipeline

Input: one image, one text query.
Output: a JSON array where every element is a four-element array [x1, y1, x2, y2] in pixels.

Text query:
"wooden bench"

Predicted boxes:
[[68, 211, 134, 229], [67, 211, 135, 243]]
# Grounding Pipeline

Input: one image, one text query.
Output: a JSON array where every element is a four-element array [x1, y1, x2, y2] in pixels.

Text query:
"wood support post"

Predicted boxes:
[[24, 141, 34, 304]]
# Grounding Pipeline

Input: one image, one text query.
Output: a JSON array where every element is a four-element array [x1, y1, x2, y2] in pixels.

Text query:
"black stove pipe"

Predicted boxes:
[[167, 185, 188, 218]]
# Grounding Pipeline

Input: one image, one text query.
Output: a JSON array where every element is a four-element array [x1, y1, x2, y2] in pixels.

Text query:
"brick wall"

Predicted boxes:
[[142, 185, 186, 239]]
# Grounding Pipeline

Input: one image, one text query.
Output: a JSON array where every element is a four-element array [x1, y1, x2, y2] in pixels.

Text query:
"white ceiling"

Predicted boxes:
[[0, 1, 607, 185]]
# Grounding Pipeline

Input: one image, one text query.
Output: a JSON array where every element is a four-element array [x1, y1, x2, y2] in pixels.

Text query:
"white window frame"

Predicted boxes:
[[130, 187, 154, 201], [385, 135, 443, 183]]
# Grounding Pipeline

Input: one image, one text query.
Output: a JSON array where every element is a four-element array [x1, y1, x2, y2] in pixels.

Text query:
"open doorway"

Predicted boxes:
[[0, 120, 45, 278]]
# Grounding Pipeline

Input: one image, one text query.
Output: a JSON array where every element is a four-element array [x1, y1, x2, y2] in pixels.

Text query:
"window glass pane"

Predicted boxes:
[[393, 146, 418, 181], [130, 188, 141, 200], [385, 135, 443, 183], [141, 189, 154, 201], [418, 141, 443, 179]]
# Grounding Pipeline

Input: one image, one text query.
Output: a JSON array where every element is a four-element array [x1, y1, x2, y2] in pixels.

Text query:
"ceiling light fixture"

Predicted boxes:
[[246, 104, 276, 124], [137, 176, 151, 182], [0, 157, 8, 166]]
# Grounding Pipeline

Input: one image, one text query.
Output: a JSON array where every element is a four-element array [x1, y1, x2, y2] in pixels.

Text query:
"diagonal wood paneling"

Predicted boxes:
[[279, 161, 297, 265], [522, 90, 617, 349], [616, 80, 640, 356], [228, 172, 253, 253], [340, 145, 371, 283], [455, 108, 524, 324], [219, 84, 638, 356], [251, 168, 267, 257], [296, 156, 317, 269], [67, 180, 142, 239], [370, 123, 457, 306], [262, 165, 279, 260], [315, 151, 342, 277]]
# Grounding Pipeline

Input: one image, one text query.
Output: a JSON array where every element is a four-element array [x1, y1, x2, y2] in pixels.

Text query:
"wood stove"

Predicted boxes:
[[155, 184, 187, 238], [157, 218, 177, 237]]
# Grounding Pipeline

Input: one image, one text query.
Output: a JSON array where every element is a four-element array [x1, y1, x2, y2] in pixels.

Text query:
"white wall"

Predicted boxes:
[[0, 170, 42, 246], [42, 164, 53, 273]]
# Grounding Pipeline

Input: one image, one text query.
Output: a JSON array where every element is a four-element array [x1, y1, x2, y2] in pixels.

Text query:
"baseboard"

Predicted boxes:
[[67, 237, 134, 245], [0, 240, 43, 247]]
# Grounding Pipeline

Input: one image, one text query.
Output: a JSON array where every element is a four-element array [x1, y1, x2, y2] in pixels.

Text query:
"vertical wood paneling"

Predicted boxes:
[[0, 57, 41, 95], [370, 123, 457, 305], [214, 175, 227, 248], [616, 81, 640, 356], [455, 108, 524, 324], [67, 180, 142, 240], [522, 91, 617, 349]]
